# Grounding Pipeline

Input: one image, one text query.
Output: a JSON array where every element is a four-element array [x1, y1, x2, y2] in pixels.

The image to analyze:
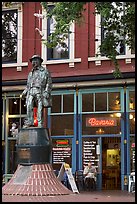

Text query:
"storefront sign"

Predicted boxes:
[[86, 117, 117, 127], [56, 139, 69, 147], [82, 138, 99, 169], [52, 139, 72, 164]]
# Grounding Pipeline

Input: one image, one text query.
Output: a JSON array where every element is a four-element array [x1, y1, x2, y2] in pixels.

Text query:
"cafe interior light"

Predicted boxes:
[[96, 128, 104, 134], [129, 114, 134, 120], [129, 98, 134, 110], [115, 96, 120, 105], [115, 113, 121, 117]]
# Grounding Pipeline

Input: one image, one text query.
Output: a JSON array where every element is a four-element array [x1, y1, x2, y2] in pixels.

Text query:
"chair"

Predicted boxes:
[[75, 170, 85, 191], [84, 174, 96, 191]]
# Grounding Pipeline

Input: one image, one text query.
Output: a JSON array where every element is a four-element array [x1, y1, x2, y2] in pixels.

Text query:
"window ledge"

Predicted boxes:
[[88, 54, 135, 66], [2, 62, 28, 68], [43, 58, 81, 68]]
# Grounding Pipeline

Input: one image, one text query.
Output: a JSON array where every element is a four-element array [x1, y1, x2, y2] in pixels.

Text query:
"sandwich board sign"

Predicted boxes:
[[57, 162, 79, 193]]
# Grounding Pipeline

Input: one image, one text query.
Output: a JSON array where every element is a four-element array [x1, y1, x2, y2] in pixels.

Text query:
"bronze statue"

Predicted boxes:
[[21, 55, 52, 128]]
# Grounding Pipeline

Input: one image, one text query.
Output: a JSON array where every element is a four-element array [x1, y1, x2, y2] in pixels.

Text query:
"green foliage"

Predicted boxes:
[[41, 2, 135, 78], [41, 2, 86, 48], [95, 2, 135, 77], [3, 2, 135, 78]]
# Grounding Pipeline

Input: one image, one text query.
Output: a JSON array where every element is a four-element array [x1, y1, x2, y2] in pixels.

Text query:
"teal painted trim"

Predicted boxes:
[[78, 91, 82, 114], [78, 114, 82, 170], [80, 134, 122, 138], [120, 89, 124, 112], [72, 137, 76, 174], [121, 116, 125, 190], [51, 90, 75, 95], [126, 88, 135, 176], [121, 174, 125, 191], [126, 112, 130, 176], [50, 112, 74, 115], [126, 87, 135, 112], [78, 87, 124, 93], [51, 135, 74, 139]]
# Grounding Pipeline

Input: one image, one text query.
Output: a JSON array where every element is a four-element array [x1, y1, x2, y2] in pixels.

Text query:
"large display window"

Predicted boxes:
[[50, 92, 75, 136]]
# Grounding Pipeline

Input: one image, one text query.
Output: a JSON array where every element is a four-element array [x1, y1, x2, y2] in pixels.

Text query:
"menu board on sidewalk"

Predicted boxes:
[[82, 138, 99, 169]]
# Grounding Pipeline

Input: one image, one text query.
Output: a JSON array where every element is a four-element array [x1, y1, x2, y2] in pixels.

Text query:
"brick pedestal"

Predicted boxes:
[[2, 164, 72, 196], [3, 127, 72, 196]]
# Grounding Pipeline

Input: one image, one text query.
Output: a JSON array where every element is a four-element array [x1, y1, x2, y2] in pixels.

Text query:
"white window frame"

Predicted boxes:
[[2, 3, 28, 69], [41, 9, 81, 68], [88, 13, 135, 66]]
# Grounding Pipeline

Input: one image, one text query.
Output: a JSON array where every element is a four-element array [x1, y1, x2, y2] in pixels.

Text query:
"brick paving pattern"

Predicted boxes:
[[2, 164, 71, 196], [2, 190, 135, 202]]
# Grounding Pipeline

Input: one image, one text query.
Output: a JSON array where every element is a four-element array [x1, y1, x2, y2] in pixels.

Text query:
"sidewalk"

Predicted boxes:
[[2, 190, 135, 202]]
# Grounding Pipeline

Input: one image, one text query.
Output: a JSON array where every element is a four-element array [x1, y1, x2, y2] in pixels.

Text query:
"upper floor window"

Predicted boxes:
[[47, 6, 69, 60], [101, 17, 125, 56], [2, 9, 18, 63], [101, 2, 126, 57], [94, 2, 135, 60]]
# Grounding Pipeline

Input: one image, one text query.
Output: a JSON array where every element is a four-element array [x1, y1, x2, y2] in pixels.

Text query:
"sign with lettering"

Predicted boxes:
[[18, 148, 31, 159], [52, 139, 72, 164], [86, 117, 117, 127], [82, 138, 99, 169]]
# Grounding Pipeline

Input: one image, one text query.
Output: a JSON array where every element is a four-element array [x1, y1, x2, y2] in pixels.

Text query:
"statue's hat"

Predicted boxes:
[[29, 55, 43, 63]]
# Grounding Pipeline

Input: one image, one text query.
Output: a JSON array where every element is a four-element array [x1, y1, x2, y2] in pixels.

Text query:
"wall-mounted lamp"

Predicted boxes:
[[96, 128, 104, 134], [13, 95, 17, 105], [14, 100, 17, 105]]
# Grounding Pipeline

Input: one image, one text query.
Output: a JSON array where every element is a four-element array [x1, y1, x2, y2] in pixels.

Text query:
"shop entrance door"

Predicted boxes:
[[102, 137, 121, 190]]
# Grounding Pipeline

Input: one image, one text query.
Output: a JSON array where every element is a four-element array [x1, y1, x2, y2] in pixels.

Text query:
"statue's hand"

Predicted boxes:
[[20, 93, 25, 99]]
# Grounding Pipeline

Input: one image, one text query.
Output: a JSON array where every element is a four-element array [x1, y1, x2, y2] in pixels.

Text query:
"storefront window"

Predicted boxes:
[[21, 98, 27, 114], [95, 93, 107, 111], [52, 138, 72, 171], [82, 113, 121, 135], [51, 95, 61, 113], [82, 91, 121, 112], [9, 98, 20, 115], [82, 93, 93, 112], [63, 94, 74, 112], [51, 94, 74, 113], [129, 91, 135, 110], [129, 112, 135, 134], [108, 92, 121, 111], [51, 115, 74, 136]]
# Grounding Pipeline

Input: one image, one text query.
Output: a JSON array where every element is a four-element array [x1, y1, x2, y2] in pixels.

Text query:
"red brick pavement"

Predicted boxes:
[[2, 164, 71, 196], [2, 190, 135, 202]]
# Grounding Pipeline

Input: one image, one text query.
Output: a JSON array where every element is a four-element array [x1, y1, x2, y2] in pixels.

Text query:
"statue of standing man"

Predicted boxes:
[[21, 55, 52, 128]]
